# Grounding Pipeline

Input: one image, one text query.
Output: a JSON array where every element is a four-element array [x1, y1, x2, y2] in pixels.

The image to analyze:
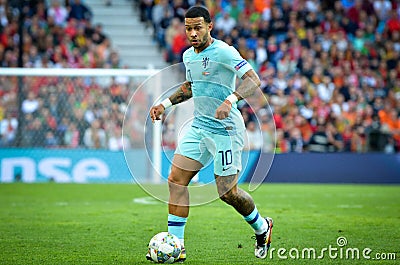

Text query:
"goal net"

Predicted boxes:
[[0, 67, 168, 183]]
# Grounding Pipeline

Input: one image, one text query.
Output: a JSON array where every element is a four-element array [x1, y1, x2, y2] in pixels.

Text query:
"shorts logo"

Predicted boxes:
[[235, 60, 247, 70], [222, 166, 232, 171]]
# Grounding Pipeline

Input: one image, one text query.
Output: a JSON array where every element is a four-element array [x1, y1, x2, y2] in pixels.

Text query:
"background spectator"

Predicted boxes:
[[47, 0, 68, 27], [108, 125, 131, 151], [307, 118, 331, 152], [244, 121, 263, 150], [68, 0, 92, 22], [0, 111, 17, 147], [83, 118, 106, 149]]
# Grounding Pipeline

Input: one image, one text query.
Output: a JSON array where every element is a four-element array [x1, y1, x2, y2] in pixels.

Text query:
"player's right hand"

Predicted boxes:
[[215, 100, 232, 120], [150, 104, 165, 123]]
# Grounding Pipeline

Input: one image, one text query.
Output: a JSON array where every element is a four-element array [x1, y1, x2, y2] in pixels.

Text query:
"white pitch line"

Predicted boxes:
[[133, 197, 162, 205], [337, 204, 363, 208]]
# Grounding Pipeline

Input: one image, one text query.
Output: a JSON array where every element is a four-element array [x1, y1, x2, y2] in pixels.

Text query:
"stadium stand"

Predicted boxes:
[[0, 0, 399, 153], [143, 0, 400, 153], [0, 0, 133, 150]]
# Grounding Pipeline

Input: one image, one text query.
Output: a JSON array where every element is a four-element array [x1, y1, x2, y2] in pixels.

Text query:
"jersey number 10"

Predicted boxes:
[[218, 149, 232, 167]]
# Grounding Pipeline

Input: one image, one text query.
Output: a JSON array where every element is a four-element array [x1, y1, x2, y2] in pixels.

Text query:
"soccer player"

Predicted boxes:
[[148, 6, 273, 262]]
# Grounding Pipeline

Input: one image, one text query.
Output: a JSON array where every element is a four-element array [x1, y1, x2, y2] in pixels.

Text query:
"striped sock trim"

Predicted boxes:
[[243, 207, 265, 232], [168, 214, 187, 240], [168, 221, 186, 226], [168, 214, 187, 223], [247, 212, 260, 225], [243, 207, 258, 222]]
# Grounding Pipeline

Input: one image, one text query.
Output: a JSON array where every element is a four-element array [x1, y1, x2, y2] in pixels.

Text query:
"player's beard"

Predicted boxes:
[[193, 32, 211, 51]]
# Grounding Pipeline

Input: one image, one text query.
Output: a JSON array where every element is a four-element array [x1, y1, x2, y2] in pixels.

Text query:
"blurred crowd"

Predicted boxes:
[[0, 0, 133, 150], [1, 0, 399, 153], [139, 0, 400, 153]]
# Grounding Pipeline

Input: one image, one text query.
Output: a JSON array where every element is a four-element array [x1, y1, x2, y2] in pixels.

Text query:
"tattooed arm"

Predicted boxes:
[[215, 69, 261, 120], [169, 80, 193, 105], [150, 81, 192, 122], [234, 69, 261, 100]]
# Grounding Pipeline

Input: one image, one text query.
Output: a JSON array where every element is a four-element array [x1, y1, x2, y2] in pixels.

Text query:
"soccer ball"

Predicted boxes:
[[148, 232, 182, 263]]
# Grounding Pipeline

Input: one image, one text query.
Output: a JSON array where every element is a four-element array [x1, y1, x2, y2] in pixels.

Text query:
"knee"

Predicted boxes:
[[168, 174, 179, 185], [168, 166, 189, 188], [168, 167, 183, 185], [168, 175, 185, 191]]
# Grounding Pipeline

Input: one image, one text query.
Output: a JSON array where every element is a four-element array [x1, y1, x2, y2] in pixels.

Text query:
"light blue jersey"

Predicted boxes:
[[182, 39, 253, 135]]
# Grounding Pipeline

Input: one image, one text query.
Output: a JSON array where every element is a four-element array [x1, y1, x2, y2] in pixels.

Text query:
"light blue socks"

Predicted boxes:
[[243, 206, 267, 235], [168, 214, 187, 246]]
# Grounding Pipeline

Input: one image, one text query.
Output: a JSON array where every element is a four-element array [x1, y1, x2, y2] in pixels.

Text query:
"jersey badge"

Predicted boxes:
[[202, 57, 209, 69], [235, 60, 247, 70]]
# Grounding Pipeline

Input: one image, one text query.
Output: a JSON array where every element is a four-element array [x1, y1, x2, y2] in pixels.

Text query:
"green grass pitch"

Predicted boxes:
[[0, 183, 399, 264]]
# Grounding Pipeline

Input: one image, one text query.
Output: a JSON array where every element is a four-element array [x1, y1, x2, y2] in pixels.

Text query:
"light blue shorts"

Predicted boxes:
[[175, 126, 244, 176]]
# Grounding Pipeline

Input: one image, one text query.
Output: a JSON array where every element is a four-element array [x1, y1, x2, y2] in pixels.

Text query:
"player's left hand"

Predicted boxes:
[[215, 100, 232, 119]]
